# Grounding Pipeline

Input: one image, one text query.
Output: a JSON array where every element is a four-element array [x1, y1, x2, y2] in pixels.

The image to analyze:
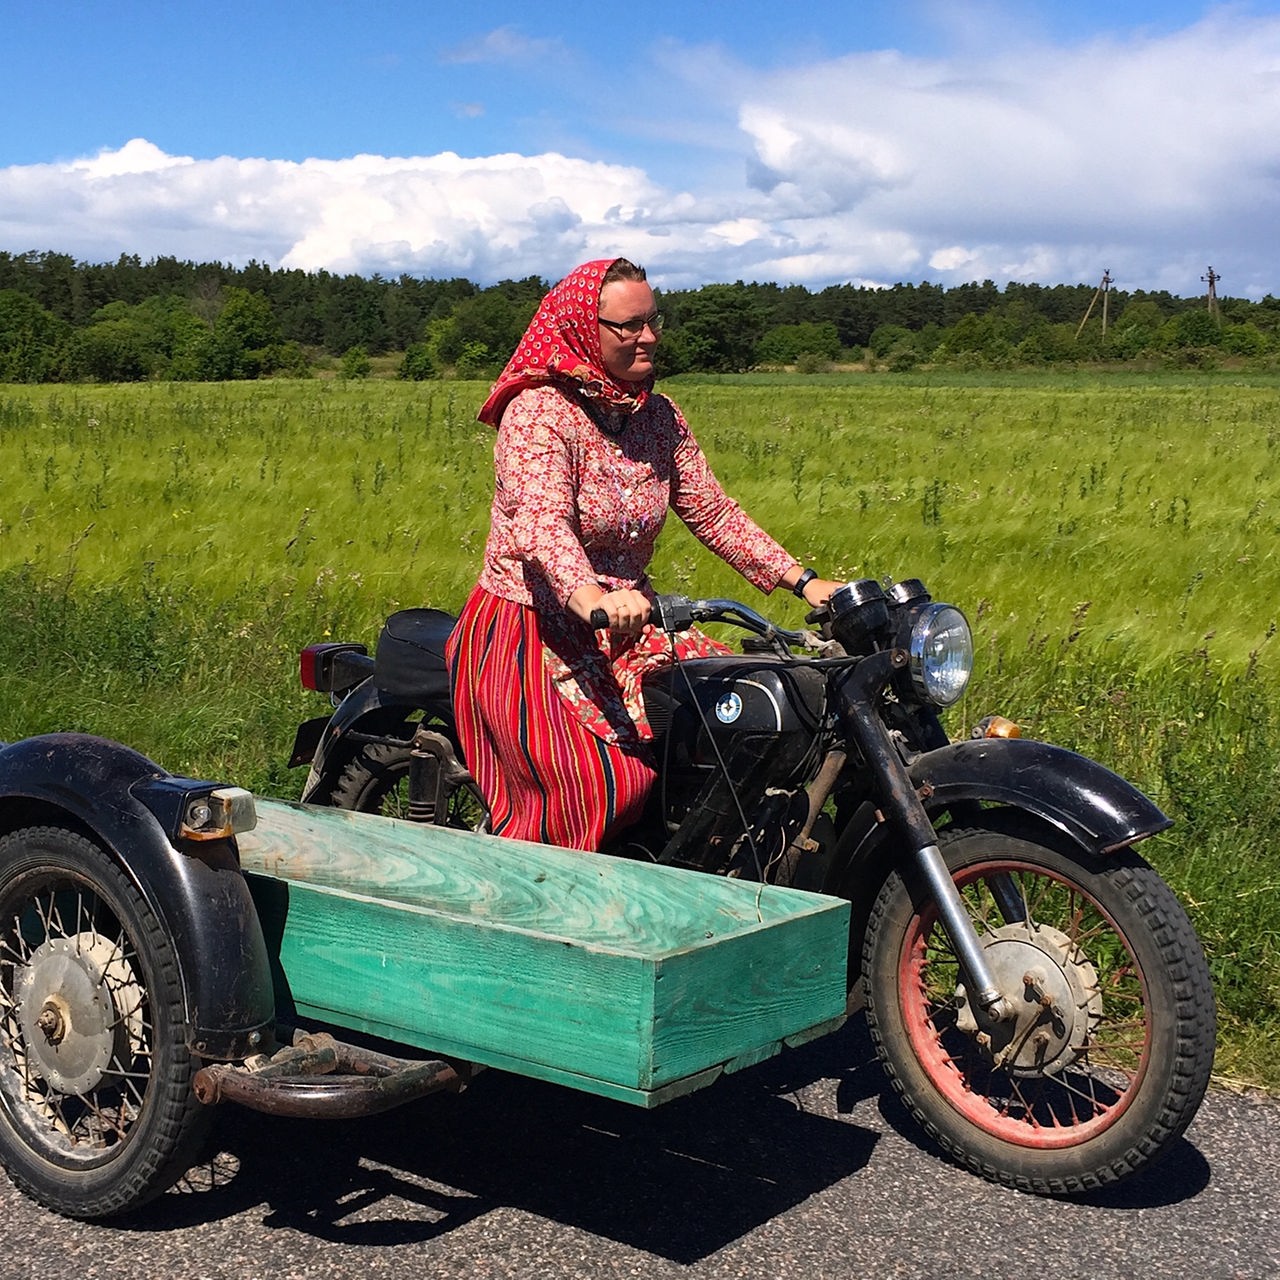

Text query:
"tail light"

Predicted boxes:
[[298, 642, 370, 692]]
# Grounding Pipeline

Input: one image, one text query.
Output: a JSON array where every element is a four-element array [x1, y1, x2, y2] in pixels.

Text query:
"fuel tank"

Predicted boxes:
[[642, 655, 827, 772]]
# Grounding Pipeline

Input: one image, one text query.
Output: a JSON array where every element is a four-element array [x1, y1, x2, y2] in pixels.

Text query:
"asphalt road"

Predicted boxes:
[[4, 1020, 1277, 1280]]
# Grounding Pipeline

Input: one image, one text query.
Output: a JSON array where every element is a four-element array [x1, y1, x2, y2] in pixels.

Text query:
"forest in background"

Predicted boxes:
[[2, 248, 1279, 384]]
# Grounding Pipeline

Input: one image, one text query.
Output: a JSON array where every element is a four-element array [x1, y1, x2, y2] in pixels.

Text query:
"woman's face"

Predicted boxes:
[[597, 280, 660, 384]]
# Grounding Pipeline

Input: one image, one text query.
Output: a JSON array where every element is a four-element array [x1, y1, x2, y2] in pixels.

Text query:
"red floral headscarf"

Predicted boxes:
[[477, 258, 653, 427]]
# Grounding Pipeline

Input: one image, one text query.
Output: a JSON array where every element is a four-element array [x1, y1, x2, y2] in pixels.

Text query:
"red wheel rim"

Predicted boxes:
[[897, 858, 1153, 1149]]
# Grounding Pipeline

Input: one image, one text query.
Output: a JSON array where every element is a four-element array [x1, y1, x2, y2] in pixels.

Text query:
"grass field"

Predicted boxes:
[[1, 372, 1278, 1087]]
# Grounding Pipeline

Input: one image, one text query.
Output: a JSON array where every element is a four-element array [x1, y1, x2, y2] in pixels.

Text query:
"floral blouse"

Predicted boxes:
[[476, 385, 798, 743]]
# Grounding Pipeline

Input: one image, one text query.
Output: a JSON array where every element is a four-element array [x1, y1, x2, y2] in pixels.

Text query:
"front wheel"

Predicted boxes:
[[0, 826, 210, 1218], [862, 817, 1215, 1195]]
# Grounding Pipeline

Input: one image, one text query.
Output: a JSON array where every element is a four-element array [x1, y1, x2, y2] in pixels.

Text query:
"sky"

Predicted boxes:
[[2, 1, 1279, 297]]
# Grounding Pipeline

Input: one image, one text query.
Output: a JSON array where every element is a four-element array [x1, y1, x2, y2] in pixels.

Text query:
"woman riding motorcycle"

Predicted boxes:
[[446, 256, 841, 851]]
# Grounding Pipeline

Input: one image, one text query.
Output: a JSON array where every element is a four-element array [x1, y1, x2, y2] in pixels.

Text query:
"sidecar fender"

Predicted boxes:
[[907, 736, 1172, 853], [0, 733, 275, 1060]]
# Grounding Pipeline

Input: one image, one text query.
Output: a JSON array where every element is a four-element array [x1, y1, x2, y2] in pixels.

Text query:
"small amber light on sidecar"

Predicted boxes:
[[181, 787, 258, 840]]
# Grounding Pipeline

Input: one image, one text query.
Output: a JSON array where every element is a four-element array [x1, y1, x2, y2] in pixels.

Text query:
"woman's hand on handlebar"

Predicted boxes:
[[569, 586, 652, 635], [780, 565, 843, 610], [801, 577, 843, 609]]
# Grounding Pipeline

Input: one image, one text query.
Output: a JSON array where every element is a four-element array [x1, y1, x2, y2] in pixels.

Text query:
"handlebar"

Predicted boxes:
[[589, 594, 813, 649]]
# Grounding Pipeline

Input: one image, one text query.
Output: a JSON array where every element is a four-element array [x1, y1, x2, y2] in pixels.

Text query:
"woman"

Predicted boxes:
[[446, 258, 842, 851]]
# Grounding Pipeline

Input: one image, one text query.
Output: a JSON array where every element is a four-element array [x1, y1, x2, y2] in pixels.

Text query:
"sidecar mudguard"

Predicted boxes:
[[0, 733, 274, 1060]]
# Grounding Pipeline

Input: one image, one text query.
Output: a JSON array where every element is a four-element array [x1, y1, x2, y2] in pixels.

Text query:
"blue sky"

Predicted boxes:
[[3, 1, 1278, 295]]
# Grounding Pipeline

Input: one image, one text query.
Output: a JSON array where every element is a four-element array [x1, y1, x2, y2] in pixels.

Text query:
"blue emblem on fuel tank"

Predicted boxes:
[[715, 690, 743, 724]]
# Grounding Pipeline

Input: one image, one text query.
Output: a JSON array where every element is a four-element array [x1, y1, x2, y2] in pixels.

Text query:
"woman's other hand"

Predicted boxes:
[[801, 577, 843, 609]]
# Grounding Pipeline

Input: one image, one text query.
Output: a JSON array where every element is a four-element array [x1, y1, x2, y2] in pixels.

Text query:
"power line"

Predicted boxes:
[[1075, 269, 1114, 340], [1201, 266, 1220, 318]]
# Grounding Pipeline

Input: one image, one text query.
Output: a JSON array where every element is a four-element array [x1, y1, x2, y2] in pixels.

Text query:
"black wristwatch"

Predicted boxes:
[[792, 567, 818, 599]]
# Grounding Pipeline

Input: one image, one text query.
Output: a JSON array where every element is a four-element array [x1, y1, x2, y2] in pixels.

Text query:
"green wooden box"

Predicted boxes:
[[236, 800, 849, 1106]]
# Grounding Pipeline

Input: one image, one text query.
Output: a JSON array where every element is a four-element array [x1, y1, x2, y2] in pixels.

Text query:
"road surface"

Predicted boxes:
[[3, 1020, 1276, 1280]]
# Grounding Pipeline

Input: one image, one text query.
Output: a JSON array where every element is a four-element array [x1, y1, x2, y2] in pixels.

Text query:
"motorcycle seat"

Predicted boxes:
[[374, 608, 457, 701]]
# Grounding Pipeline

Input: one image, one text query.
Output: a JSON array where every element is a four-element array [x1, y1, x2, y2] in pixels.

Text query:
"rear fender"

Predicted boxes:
[[299, 681, 455, 797], [0, 733, 274, 1060]]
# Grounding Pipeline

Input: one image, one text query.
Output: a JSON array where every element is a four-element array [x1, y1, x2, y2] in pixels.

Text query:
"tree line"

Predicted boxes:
[[1, 249, 1277, 384]]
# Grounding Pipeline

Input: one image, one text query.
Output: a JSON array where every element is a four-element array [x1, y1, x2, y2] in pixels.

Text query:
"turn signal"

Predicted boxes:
[[977, 715, 1021, 739]]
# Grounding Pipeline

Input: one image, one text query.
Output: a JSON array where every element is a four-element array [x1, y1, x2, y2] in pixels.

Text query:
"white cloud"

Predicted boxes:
[[439, 25, 565, 65], [68, 137, 190, 179], [0, 143, 674, 280], [929, 246, 980, 273], [1, 11, 1277, 295], [729, 11, 1280, 294]]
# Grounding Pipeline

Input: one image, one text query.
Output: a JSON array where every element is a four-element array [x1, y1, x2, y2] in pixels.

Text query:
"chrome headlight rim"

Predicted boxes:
[[908, 602, 973, 707]]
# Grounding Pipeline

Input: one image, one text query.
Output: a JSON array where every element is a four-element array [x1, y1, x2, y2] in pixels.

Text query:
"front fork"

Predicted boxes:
[[837, 652, 1016, 1023]]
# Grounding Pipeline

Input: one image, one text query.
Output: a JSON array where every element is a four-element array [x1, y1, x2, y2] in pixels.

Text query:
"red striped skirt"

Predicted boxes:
[[445, 587, 657, 851]]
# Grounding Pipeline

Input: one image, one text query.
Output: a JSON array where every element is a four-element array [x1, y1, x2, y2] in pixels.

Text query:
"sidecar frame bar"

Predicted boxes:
[[192, 1028, 469, 1119]]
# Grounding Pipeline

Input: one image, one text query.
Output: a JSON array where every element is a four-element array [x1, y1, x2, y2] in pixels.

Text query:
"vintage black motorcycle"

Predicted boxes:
[[291, 578, 1216, 1196]]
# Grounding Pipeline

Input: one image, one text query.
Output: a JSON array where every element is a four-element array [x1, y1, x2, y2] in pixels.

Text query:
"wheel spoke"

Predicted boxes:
[[892, 847, 1158, 1151], [0, 864, 152, 1157]]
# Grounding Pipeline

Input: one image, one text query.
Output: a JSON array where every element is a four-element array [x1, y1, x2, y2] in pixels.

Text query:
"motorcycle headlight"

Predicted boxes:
[[908, 603, 973, 706]]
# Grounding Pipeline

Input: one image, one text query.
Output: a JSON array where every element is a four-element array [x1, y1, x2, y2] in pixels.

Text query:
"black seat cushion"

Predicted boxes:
[[374, 608, 457, 701]]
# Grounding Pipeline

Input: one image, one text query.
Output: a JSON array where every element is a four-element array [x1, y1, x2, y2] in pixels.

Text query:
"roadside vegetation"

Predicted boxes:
[[0, 373, 1277, 1090]]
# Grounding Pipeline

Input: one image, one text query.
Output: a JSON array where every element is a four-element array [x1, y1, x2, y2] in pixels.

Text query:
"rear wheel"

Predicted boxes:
[[862, 817, 1215, 1195], [0, 826, 210, 1218], [323, 738, 487, 829]]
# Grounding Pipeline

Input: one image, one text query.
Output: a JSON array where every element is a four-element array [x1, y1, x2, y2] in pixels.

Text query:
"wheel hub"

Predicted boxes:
[[955, 923, 1104, 1076], [14, 933, 145, 1096]]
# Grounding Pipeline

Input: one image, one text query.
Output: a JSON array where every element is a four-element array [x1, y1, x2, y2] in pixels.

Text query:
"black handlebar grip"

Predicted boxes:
[[589, 608, 610, 630]]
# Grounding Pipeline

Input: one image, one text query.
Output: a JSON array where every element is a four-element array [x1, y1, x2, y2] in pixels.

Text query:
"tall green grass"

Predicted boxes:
[[1, 374, 1278, 1087]]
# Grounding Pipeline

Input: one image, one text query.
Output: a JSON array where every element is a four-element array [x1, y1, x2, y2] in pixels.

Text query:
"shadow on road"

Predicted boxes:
[[123, 1020, 884, 1262], [115, 1015, 1213, 1257]]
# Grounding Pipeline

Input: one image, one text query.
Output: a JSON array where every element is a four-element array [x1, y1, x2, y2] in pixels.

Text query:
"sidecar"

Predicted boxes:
[[0, 732, 849, 1220]]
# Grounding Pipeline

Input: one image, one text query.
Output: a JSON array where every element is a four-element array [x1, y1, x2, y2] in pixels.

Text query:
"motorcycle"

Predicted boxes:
[[291, 577, 1217, 1197]]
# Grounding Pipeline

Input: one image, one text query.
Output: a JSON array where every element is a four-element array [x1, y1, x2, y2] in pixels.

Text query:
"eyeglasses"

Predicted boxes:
[[598, 312, 664, 338]]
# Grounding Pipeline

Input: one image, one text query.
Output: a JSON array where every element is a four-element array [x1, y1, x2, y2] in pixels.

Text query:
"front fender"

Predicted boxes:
[[909, 736, 1171, 853], [0, 733, 275, 1060], [828, 735, 1171, 1003]]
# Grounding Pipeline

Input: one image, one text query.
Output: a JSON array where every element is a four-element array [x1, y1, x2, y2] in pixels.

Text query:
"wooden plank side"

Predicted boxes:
[[247, 874, 655, 1089], [644, 899, 850, 1088]]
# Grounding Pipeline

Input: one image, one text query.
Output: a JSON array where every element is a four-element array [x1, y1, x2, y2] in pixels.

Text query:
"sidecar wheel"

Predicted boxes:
[[862, 817, 1215, 1196], [0, 826, 210, 1218]]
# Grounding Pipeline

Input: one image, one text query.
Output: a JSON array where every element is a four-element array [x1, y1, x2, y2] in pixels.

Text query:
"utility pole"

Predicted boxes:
[[1202, 266, 1220, 319], [1075, 270, 1114, 340]]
